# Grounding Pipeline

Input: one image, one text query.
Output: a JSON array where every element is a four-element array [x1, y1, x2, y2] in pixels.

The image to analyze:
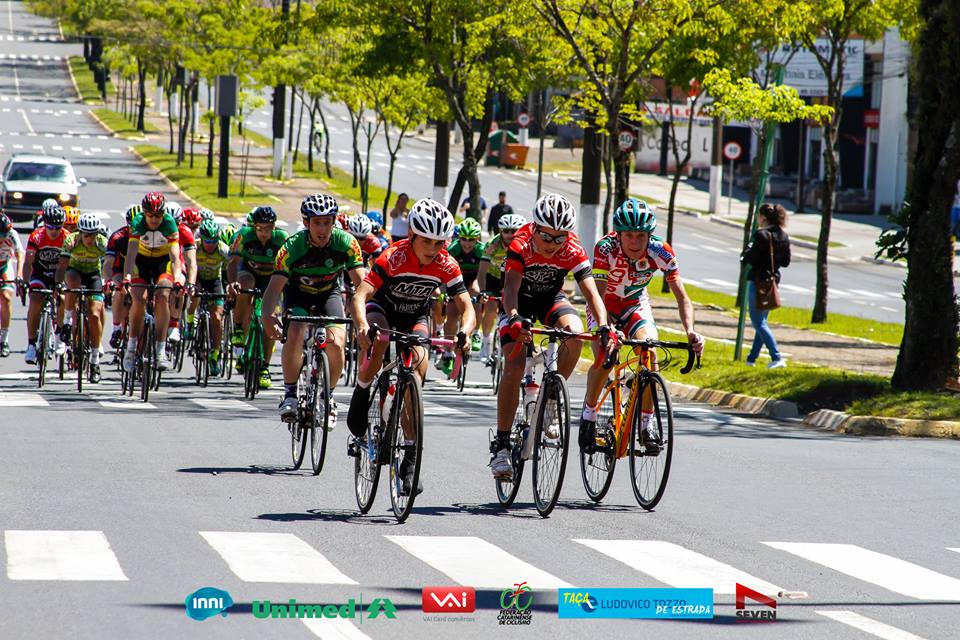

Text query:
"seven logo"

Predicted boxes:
[[422, 587, 477, 613], [735, 583, 777, 622]]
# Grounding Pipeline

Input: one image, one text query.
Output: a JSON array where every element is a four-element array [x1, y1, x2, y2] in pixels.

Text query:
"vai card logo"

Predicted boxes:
[[422, 587, 476, 613], [185, 587, 233, 621], [735, 583, 777, 622]]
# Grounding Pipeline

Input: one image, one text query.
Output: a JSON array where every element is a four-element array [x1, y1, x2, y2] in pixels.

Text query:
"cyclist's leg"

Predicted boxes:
[[27, 283, 46, 342], [279, 283, 310, 407], [347, 305, 391, 438], [495, 311, 525, 433], [255, 274, 276, 376], [318, 290, 347, 385], [153, 272, 174, 363], [544, 293, 583, 379], [85, 272, 105, 363], [205, 279, 225, 355], [233, 270, 255, 340], [62, 269, 81, 339], [109, 274, 128, 341]]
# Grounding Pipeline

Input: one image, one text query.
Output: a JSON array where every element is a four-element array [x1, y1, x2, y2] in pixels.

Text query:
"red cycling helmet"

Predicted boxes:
[[182, 207, 202, 228], [142, 191, 166, 215]]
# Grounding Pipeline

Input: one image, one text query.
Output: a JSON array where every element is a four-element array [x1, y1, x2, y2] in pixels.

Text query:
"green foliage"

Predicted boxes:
[[91, 108, 159, 138], [703, 68, 833, 129]]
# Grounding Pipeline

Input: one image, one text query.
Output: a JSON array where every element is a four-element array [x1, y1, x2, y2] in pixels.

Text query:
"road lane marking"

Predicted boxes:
[[703, 278, 737, 288], [301, 617, 371, 640], [849, 289, 886, 300], [190, 398, 258, 411], [5, 530, 128, 580], [779, 284, 812, 294], [201, 531, 357, 584], [816, 611, 927, 640], [386, 535, 573, 589], [574, 539, 780, 595], [763, 542, 960, 600], [0, 391, 48, 406]]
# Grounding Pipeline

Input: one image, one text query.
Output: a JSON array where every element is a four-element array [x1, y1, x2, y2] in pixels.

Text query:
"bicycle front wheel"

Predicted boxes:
[[580, 380, 618, 503], [37, 310, 50, 388], [75, 316, 86, 393], [495, 392, 527, 507], [354, 374, 385, 514], [140, 324, 154, 403], [309, 349, 331, 475], [456, 353, 468, 392], [531, 374, 570, 517], [222, 313, 233, 379], [491, 341, 502, 394], [628, 372, 674, 510], [389, 374, 423, 523]]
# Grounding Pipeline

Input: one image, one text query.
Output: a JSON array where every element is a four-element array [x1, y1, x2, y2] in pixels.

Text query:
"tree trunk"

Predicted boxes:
[[346, 105, 361, 188], [206, 83, 215, 178], [602, 134, 613, 234], [307, 96, 316, 173], [316, 101, 332, 178], [892, 0, 960, 390], [167, 75, 175, 155], [663, 100, 697, 292], [812, 109, 840, 324], [447, 86, 495, 218], [293, 88, 306, 165], [136, 61, 146, 133]]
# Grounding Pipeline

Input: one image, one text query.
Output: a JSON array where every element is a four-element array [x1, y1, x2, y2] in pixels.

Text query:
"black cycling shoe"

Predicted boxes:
[[0, 341, 9, 358], [347, 436, 364, 458], [640, 425, 662, 455], [347, 385, 371, 438], [578, 418, 596, 452], [398, 449, 423, 497], [109, 329, 122, 350], [89, 364, 101, 384]]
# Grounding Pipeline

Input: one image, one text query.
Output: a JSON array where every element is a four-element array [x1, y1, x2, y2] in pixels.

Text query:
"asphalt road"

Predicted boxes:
[[2, 5, 960, 639]]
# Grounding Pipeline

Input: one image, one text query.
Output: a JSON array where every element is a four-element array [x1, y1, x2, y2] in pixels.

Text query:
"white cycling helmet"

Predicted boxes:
[[498, 213, 526, 231], [409, 198, 455, 240], [300, 193, 339, 218], [77, 212, 100, 233], [347, 214, 373, 239], [533, 193, 576, 231], [164, 201, 183, 223]]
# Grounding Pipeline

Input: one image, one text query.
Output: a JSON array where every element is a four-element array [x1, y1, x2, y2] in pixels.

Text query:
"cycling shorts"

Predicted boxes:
[[365, 301, 429, 339], [133, 254, 173, 285], [285, 286, 346, 328], [66, 268, 104, 303], [498, 291, 578, 346], [197, 278, 225, 307], [586, 297, 657, 339]]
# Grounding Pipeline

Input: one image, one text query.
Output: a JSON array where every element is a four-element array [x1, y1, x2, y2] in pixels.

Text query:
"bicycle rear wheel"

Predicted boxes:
[[531, 374, 570, 517], [354, 375, 385, 514], [309, 348, 331, 475], [75, 315, 86, 393], [580, 381, 618, 503], [491, 341, 502, 394], [495, 391, 527, 507], [222, 313, 233, 379], [343, 328, 355, 386], [289, 365, 309, 470], [37, 309, 50, 388], [628, 372, 674, 510], [244, 324, 262, 400], [456, 353, 468, 392], [141, 322, 154, 402], [389, 374, 423, 523], [193, 313, 207, 386]]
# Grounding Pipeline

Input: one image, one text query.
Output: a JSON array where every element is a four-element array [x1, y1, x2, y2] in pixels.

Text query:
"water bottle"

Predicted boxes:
[[522, 374, 539, 424], [381, 383, 396, 423]]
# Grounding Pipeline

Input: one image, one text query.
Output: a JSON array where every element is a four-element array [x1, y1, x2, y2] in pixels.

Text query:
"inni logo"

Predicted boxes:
[[735, 583, 777, 622], [185, 587, 234, 621]]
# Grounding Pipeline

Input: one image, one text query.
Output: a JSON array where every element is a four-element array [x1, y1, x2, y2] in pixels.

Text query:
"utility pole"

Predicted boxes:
[[579, 118, 602, 249], [708, 116, 722, 213], [271, 0, 291, 178], [433, 121, 449, 205]]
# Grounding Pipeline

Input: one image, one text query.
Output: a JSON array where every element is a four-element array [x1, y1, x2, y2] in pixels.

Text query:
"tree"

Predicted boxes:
[[876, 0, 959, 391]]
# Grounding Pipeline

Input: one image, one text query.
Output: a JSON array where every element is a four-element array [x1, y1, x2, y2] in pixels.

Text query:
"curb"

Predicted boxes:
[[127, 146, 204, 210], [666, 380, 800, 419], [65, 54, 84, 105], [804, 409, 960, 438], [86, 109, 148, 141]]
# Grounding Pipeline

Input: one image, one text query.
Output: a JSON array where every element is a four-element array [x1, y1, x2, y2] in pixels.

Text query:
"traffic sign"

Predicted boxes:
[[723, 142, 742, 161], [517, 112, 530, 128], [618, 130, 635, 151]]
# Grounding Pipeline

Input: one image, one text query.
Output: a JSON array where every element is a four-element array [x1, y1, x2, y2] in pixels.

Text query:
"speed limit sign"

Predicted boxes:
[[723, 142, 742, 161], [618, 130, 635, 151], [517, 112, 530, 128]]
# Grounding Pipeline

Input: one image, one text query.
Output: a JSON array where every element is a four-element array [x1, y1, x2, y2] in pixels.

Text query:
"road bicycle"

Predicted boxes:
[[480, 294, 502, 393], [62, 287, 101, 392], [31, 288, 59, 388], [235, 288, 265, 400], [581, 337, 700, 510], [341, 291, 358, 387], [121, 283, 167, 402], [190, 291, 224, 387], [221, 298, 234, 379], [491, 324, 608, 517], [353, 324, 462, 523], [280, 311, 353, 475]]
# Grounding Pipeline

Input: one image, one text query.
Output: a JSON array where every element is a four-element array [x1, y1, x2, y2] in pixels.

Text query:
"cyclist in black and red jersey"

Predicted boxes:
[[346, 198, 476, 494], [104, 204, 139, 349], [490, 193, 614, 480]]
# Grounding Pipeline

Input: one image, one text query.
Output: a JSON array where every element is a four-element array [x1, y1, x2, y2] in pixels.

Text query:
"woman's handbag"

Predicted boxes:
[[754, 232, 781, 311]]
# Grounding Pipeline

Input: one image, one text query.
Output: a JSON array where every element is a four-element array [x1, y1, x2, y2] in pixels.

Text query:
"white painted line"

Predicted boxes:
[[5, 530, 128, 580], [575, 539, 780, 595], [0, 392, 48, 406], [0, 372, 33, 379], [96, 135, 108, 140], [414, 164, 428, 172], [673, 242, 696, 251], [386, 535, 573, 589], [701, 245, 729, 254], [423, 403, 469, 418], [880, 306, 898, 313], [94, 398, 157, 410], [779, 284, 812, 294], [71, 146, 82, 152], [51, 145, 63, 151], [763, 542, 960, 600], [11, 143, 22, 149], [703, 278, 738, 288], [190, 398, 258, 411], [681, 277, 702, 287], [8, 130, 17, 136], [849, 289, 886, 300], [301, 617, 372, 640], [109, 148, 122, 153], [816, 611, 927, 640], [31, 145, 43, 151], [200, 531, 357, 584], [89, 147, 102, 153], [793, 250, 815, 259]]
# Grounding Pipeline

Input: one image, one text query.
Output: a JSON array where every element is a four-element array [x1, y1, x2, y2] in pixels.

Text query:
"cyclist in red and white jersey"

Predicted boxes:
[[23, 206, 69, 364], [0, 213, 24, 357], [490, 193, 614, 479]]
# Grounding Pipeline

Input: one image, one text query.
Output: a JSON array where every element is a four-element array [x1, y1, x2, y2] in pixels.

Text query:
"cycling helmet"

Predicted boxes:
[[198, 219, 220, 242], [613, 198, 656, 232], [533, 193, 576, 231], [220, 223, 237, 245], [77, 212, 99, 233], [164, 201, 183, 223], [457, 218, 482, 240], [63, 206, 80, 227], [199, 208, 215, 222], [142, 191, 165, 215], [0, 213, 11, 234], [41, 198, 59, 213], [498, 213, 526, 231], [43, 205, 65, 227], [250, 205, 277, 224], [124, 204, 141, 226], [347, 214, 373, 239], [365, 210, 384, 230], [300, 193, 338, 218], [98, 221, 108, 236], [182, 207, 203, 228], [409, 198, 455, 240]]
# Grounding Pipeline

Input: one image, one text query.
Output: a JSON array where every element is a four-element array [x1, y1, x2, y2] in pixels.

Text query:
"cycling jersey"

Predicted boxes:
[[176, 223, 196, 255], [592, 232, 679, 314], [105, 226, 130, 273], [504, 222, 592, 305], [480, 233, 509, 280], [230, 226, 288, 278], [360, 234, 384, 262], [195, 241, 230, 281], [366, 239, 466, 318], [274, 228, 363, 296], [130, 212, 179, 258], [27, 226, 67, 282], [60, 231, 107, 275], [0, 229, 23, 266], [447, 239, 484, 287]]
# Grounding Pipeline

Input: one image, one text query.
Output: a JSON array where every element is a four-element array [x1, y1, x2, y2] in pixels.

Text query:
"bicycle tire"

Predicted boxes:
[[389, 373, 423, 523], [310, 348, 331, 475], [491, 344, 502, 395], [495, 388, 526, 507], [531, 374, 570, 517], [222, 313, 233, 379], [456, 352, 468, 392], [628, 372, 674, 510], [354, 374, 385, 514], [290, 363, 309, 470], [37, 308, 50, 388], [76, 312, 85, 393], [245, 322, 262, 400], [580, 380, 618, 502], [141, 321, 154, 402], [343, 328, 355, 386]]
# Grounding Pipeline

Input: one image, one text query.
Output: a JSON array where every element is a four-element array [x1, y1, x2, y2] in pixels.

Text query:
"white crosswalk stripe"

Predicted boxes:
[[575, 539, 781, 595], [201, 531, 357, 584], [0, 392, 48, 407], [190, 398, 258, 411], [816, 611, 929, 640], [301, 617, 372, 640], [5, 530, 128, 580], [763, 542, 960, 600]]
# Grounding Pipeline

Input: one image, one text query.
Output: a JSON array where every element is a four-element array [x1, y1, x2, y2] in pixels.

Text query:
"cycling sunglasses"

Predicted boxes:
[[535, 228, 567, 245]]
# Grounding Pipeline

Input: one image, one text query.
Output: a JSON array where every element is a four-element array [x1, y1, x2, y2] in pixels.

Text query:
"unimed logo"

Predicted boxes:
[[422, 587, 476, 613], [735, 583, 777, 622]]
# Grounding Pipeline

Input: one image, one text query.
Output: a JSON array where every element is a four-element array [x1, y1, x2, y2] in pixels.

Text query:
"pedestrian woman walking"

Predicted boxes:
[[742, 203, 791, 368]]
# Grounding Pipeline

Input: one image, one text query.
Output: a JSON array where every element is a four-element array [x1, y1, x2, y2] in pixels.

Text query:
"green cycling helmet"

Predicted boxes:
[[457, 217, 482, 240], [613, 198, 656, 232], [198, 219, 220, 242], [220, 223, 238, 244]]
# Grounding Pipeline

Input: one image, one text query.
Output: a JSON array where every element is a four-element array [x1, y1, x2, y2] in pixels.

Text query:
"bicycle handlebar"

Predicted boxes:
[[620, 338, 701, 374], [367, 323, 464, 379], [279, 311, 353, 344]]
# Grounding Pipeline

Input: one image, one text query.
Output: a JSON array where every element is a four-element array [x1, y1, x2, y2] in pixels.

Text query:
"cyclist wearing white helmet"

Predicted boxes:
[[476, 212, 525, 361], [346, 198, 476, 495], [347, 214, 383, 265], [55, 212, 108, 382], [489, 193, 614, 480]]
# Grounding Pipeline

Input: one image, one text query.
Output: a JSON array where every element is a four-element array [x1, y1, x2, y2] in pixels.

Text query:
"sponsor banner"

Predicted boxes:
[[557, 588, 714, 619]]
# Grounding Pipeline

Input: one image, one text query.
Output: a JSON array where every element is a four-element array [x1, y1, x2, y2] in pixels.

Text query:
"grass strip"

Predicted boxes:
[[91, 108, 159, 139]]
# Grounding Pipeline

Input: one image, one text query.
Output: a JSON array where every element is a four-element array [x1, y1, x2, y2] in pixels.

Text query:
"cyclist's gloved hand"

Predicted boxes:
[[688, 331, 706, 355], [54, 282, 64, 294], [456, 330, 467, 351], [172, 281, 184, 293], [500, 314, 525, 341]]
